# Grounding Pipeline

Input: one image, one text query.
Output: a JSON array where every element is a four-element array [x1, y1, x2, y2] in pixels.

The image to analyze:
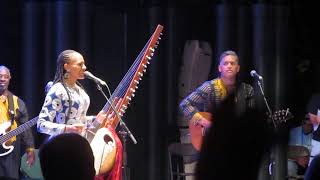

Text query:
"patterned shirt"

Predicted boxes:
[[37, 82, 98, 136], [179, 78, 255, 121]]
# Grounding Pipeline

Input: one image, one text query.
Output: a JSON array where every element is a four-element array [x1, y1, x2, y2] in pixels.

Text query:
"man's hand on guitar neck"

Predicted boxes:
[[192, 112, 211, 129]]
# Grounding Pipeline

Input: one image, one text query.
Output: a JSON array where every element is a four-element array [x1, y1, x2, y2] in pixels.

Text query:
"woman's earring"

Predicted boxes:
[[64, 70, 70, 79]]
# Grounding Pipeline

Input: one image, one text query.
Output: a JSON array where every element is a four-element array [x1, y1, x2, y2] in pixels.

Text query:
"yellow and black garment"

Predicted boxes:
[[0, 93, 20, 144]]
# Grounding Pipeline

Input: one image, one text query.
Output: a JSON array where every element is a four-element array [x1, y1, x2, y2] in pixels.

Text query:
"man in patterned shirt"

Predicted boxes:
[[179, 50, 255, 137]]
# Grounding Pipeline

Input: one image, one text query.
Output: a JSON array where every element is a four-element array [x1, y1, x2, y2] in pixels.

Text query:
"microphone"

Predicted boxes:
[[84, 71, 107, 86], [250, 70, 263, 81]]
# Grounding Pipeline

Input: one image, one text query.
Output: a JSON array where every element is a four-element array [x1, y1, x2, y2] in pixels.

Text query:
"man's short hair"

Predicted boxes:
[[219, 50, 239, 64], [0, 65, 11, 78]]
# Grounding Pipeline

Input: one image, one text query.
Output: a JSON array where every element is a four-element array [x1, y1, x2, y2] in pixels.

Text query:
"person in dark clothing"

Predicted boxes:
[[306, 93, 320, 164], [39, 133, 95, 180], [304, 154, 320, 180], [195, 93, 270, 180], [0, 65, 35, 180]]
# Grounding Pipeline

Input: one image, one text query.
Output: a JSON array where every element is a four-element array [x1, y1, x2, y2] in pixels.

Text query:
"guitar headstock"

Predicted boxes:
[[269, 108, 294, 125]]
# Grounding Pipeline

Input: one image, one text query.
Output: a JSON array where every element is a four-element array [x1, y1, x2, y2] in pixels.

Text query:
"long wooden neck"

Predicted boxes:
[[101, 25, 163, 129]]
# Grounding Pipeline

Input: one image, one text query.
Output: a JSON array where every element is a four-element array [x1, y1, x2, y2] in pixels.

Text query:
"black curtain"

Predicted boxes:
[[0, 1, 318, 180]]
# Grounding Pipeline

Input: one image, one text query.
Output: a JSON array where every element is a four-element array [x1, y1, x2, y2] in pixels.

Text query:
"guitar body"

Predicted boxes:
[[0, 116, 38, 157], [189, 109, 293, 151], [189, 112, 212, 151], [90, 127, 117, 175], [0, 122, 14, 156]]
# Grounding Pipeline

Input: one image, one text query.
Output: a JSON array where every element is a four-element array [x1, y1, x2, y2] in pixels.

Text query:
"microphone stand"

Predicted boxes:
[[256, 79, 276, 128], [95, 83, 137, 180], [255, 79, 281, 180]]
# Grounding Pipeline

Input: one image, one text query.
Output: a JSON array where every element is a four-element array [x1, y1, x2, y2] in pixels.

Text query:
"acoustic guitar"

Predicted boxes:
[[189, 108, 293, 151], [189, 112, 212, 151]]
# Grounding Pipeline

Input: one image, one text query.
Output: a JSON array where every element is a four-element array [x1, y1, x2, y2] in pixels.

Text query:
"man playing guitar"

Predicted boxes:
[[179, 50, 255, 151], [0, 65, 35, 180]]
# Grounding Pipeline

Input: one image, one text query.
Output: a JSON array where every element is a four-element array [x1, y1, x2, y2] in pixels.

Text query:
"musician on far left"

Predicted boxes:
[[0, 65, 35, 180]]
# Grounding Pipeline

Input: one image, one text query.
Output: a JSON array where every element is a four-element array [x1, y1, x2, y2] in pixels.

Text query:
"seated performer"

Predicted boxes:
[[36, 50, 122, 179], [287, 115, 312, 178]]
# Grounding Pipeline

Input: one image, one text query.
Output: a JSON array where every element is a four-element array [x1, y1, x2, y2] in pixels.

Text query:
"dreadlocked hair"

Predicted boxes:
[[53, 50, 85, 88], [53, 50, 77, 84], [52, 49, 78, 122]]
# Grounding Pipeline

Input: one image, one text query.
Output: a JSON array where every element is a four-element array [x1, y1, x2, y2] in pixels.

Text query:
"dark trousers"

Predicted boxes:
[[0, 140, 22, 180]]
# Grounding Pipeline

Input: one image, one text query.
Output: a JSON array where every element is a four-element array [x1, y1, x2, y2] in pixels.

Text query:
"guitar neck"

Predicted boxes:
[[0, 117, 38, 144]]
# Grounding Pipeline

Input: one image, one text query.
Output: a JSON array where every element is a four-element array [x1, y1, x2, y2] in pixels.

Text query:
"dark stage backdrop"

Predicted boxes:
[[0, 0, 318, 180]]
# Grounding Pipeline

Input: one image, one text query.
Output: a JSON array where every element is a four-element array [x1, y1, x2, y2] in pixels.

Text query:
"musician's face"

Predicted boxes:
[[218, 55, 240, 79], [0, 67, 11, 94], [64, 52, 87, 80]]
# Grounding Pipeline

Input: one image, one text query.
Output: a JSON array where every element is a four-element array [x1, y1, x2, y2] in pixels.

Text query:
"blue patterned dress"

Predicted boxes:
[[37, 82, 99, 136]]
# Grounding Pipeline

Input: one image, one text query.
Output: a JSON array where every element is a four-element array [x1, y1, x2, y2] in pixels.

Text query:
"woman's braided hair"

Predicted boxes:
[[53, 49, 77, 84], [52, 50, 78, 122]]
